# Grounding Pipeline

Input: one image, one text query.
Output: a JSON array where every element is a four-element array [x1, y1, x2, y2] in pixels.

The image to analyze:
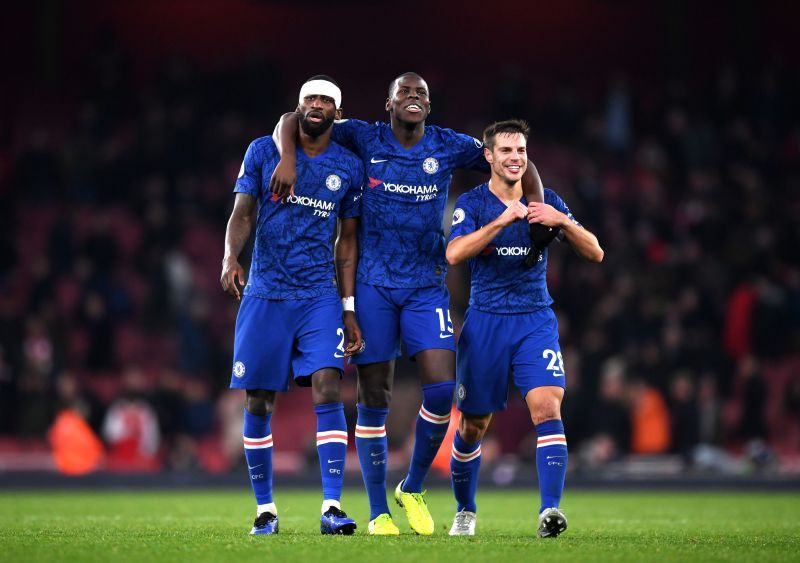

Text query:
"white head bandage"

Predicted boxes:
[[299, 80, 342, 109]]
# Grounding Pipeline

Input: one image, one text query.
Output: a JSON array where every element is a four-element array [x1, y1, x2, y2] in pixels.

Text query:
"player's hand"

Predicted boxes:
[[220, 256, 246, 301], [528, 202, 565, 228], [497, 200, 529, 227], [269, 155, 297, 202], [342, 311, 365, 357]]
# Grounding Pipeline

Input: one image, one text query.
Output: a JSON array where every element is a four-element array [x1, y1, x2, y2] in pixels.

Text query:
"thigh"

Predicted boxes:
[[231, 297, 292, 392], [455, 309, 513, 415], [292, 296, 346, 387], [351, 282, 402, 365], [399, 285, 456, 359], [512, 308, 566, 398]]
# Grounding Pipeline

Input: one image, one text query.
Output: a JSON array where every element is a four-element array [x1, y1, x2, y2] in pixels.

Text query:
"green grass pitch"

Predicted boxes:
[[2, 489, 799, 562]]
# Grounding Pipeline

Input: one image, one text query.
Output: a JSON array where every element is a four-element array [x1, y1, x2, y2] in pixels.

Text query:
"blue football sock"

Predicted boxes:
[[403, 381, 454, 493], [450, 430, 481, 513], [355, 403, 390, 520], [314, 403, 348, 505], [535, 418, 568, 513], [243, 409, 274, 506]]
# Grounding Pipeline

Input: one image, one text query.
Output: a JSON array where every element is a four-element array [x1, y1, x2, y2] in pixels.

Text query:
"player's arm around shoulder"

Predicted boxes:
[[270, 112, 300, 200], [446, 193, 528, 265], [527, 198, 604, 263]]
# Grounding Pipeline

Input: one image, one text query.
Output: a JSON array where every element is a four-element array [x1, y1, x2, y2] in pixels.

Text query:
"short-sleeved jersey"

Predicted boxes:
[[449, 185, 580, 313], [234, 135, 363, 300], [332, 119, 489, 288]]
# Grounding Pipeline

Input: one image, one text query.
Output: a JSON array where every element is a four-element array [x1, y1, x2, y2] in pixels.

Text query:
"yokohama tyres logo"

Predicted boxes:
[[285, 194, 335, 218], [383, 183, 438, 195], [494, 246, 530, 256]]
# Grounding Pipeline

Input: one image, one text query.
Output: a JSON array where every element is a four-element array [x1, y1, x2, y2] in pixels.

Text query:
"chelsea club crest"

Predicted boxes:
[[423, 157, 439, 174], [325, 174, 342, 191]]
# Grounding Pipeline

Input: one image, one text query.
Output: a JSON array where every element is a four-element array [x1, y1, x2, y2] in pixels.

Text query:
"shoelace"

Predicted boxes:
[[454, 512, 472, 531], [409, 492, 428, 507]]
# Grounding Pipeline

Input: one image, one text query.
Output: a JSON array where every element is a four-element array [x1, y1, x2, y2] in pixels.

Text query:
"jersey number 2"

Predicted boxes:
[[336, 328, 346, 356]]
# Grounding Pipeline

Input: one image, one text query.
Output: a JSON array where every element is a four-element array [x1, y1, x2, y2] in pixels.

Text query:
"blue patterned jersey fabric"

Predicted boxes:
[[448, 186, 580, 313], [332, 119, 489, 288], [234, 135, 363, 300]]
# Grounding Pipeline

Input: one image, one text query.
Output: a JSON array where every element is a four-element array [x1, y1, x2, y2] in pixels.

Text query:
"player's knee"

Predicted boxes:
[[526, 387, 563, 425], [312, 381, 341, 405], [530, 397, 562, 425], [358, 384, 391, 408], [459, 415, 489, 444], [245, 391, 275, 416], [310, 370, 342, 405]]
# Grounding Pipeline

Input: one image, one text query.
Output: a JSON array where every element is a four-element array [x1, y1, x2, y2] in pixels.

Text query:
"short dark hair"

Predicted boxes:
[[305, 74, 338, 85], [388, 72, 424, 97], [483, 119, 530, 150]]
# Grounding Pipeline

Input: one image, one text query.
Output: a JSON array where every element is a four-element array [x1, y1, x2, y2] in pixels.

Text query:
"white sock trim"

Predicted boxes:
[[257, 502, 277, 516]]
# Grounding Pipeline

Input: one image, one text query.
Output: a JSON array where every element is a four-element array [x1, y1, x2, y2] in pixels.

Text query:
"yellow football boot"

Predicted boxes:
[[367, 513, 400, 536], [394, 480, 434, 535]]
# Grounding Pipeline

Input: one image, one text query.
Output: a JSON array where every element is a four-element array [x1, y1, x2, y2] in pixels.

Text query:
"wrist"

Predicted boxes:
[[341, 296, 355, 312]]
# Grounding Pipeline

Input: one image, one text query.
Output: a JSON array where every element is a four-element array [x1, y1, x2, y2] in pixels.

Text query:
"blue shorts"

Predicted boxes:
[[230, 295, 345, 390], [456, 307, 565, 415], [352, 282, 456, 364]]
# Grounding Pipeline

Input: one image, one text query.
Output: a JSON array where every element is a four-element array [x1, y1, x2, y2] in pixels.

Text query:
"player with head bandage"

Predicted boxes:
[[221, 75, 365, 536], [445, 119, 604, 537], [267, 73, 553, 536]]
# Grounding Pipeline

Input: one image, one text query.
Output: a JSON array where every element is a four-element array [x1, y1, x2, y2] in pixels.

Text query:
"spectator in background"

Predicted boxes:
[[736, 356, 767, 445], [629, 377, 671, 455], [49, 371, 105, 475], [79, 291, 115, 371], [583, 357, 630, 467], [17, 317, 56, 437], [102, 367, 161, 472], [668, 370, 699, 466]]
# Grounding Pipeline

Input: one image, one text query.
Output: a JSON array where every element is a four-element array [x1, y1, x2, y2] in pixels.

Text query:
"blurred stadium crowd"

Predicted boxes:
[[0, 33, 799, 478]]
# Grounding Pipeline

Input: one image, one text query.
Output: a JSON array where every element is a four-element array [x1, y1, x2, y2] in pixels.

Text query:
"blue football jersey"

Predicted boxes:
[[234, 136, 364, 300], [449, 185, 580, 313], [332, 119, 489, 288]]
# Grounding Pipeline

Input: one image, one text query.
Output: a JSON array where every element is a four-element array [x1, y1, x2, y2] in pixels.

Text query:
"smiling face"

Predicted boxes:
[[386, 74, 431, 125], [485, 132, 528, 185], [297, 94, 341, 137]]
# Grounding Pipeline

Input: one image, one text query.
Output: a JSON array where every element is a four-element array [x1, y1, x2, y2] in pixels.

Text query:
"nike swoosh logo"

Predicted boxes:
[[452, 471, 468, 476], [248, 464, 263, 470], [327, 459, 344, 464], [370, 157, 388, 163], [546, 456, 565, 459], [334, 353, 345, 358], [370, 451, 385, 457], [552, 373, 564, 377], [439, 333, 453, 339]]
